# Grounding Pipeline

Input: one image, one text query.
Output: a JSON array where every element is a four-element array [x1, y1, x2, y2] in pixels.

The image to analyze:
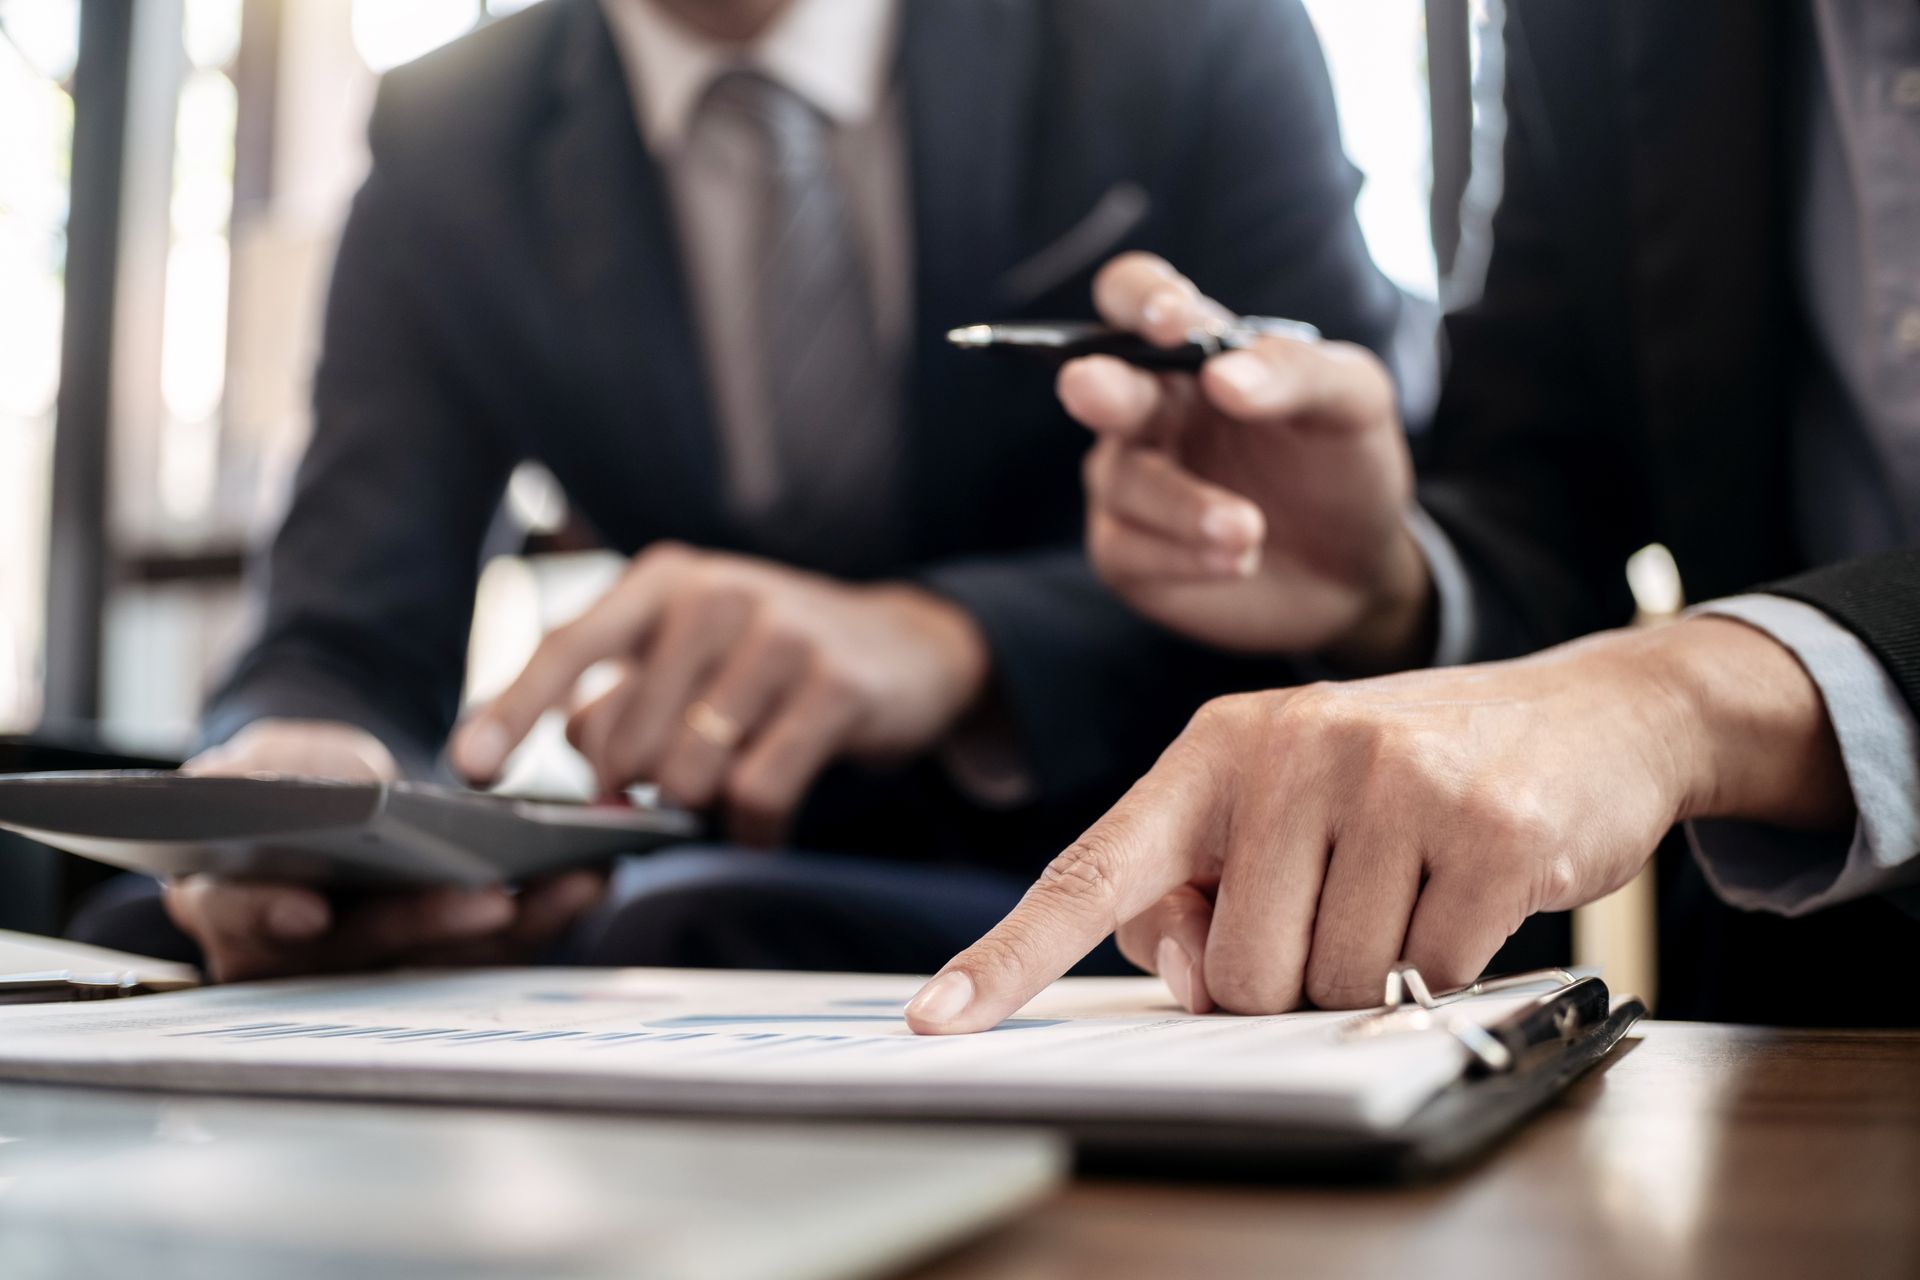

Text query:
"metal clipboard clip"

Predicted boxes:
[[1338, 964, 1613, 1077]]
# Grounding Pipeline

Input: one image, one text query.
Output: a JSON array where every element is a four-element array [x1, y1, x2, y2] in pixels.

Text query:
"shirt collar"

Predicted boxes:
[[599, 0, 899, 154]]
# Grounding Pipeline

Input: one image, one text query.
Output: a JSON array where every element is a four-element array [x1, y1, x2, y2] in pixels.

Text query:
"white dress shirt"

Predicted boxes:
[[596, 0, 910, 521]]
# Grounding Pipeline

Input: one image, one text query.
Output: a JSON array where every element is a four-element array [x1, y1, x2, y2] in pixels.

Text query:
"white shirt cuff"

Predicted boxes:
[[1685, 594, 1920, 916], [1403, 506, 1476, 668]]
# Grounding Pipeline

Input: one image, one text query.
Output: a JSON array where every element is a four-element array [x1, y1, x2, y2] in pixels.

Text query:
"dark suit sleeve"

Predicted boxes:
[[923, 0, 1404, 804], [204, 103, 516, 776], [1414, 39, 1655, 662], [1764, 550, 1920, 721], [1174, 0, 1404, 359]]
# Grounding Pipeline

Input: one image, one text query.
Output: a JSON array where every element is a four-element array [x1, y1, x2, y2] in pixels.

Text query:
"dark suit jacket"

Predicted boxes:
[[207, 0, 1404, 872], [1419, 1, 1919, 1023]]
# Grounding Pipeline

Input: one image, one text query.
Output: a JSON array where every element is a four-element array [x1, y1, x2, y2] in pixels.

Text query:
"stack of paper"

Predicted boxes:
[[0, 968, 1558, 1137]]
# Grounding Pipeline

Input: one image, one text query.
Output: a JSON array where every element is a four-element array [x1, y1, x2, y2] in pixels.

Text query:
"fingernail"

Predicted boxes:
[[440, 892, 515, 935], [455, 718, 510, 780], [1207, 352, 1276, 406], [1199, 504, 1257, 548], [1140, 288, 1186, 329], [1157, 937, 1199, 1011], [268, 897, 329, 940], [906, 970, 975, 1027]]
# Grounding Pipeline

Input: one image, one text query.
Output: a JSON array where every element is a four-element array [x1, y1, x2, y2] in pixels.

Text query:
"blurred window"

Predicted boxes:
[[154, 0, 241, 540], [1302, 0, 1439, 300], [0, 0, 78, 730], [1303, 0, 1506, 306], [351, 0, 481, 75]]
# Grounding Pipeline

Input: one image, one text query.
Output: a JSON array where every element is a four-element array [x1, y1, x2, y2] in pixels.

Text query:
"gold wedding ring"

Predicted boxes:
[[684, 700, 744, 751]]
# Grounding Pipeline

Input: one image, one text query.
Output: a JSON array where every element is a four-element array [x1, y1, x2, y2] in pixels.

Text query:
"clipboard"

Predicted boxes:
[[1077, 965, 1645, 1179], [0, 962, 1640, 1182]]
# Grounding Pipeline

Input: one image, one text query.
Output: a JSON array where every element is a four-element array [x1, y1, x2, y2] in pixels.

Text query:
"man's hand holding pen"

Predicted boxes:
[[1058, 253, 1433, 671]]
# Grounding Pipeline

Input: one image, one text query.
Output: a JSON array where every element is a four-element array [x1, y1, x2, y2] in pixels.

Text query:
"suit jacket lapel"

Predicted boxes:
[[533, 0, 723, 548]]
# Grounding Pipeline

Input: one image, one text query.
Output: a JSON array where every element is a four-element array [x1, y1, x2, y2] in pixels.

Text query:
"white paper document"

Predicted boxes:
[[0, 968, 1561, 1136]]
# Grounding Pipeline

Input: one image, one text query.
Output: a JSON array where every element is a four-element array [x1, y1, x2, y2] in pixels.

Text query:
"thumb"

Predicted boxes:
[[1201, 338, 1396, 435], [904, 744, 1220, 1034]]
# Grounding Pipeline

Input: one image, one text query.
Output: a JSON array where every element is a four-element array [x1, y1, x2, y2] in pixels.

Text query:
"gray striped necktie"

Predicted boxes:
[[698, 69, 900, 574]]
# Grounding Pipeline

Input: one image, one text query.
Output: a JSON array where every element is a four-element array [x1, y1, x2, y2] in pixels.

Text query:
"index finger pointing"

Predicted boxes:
[[904, 747, 1220, 1034], [452, 556, 679, 782]]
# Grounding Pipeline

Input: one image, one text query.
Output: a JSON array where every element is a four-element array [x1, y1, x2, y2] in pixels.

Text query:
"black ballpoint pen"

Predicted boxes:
[[946, 316, 1321, 372]]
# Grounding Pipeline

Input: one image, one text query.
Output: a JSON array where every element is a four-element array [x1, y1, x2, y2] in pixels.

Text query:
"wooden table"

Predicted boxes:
[[917, 1023, 1920, 1280]]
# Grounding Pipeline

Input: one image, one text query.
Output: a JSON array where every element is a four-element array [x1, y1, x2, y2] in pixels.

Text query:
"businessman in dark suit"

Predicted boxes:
[[903, 0, 1920, 1034], [109, 0, 1406, 981]]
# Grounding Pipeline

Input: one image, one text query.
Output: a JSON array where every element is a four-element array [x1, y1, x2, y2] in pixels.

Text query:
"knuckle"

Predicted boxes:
[[1303, 953, 1383, 1011], [1178, 693, 1273, 782], [1205, 961, 1301, 1016], [1274, 683, 1359, 742], [698, 583, 756, 626], [754, 620, 811, 668], [639, 539, 692, 569], [1534, 852, 1581, 908], [804, 660, 860, 707], [1352, 728, 1434, 808], [1187, 693, 1254, 738], [1271, 687, 1395, 778], [1193, 687, 1345, 765], [660, 583, 706, 627], [1365, 727, 1440, 791], [1029, 839, 1123, 926], [1465, 789, 1554, 855]]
